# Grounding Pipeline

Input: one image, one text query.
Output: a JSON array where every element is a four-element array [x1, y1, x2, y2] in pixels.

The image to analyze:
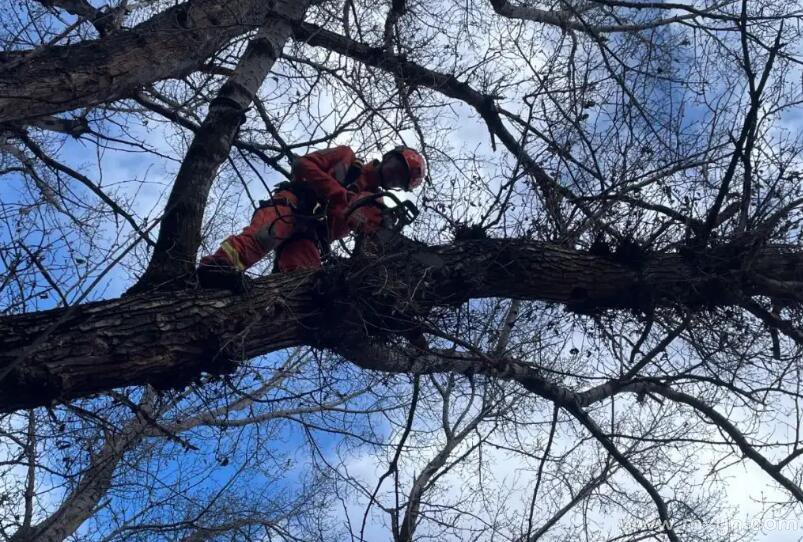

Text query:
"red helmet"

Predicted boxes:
[[385, 146, 427, 190]]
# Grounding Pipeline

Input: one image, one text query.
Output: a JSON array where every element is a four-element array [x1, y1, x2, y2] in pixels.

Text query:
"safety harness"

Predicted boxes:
[[258, 159, 419, 272], [254, 159, 364, 272]]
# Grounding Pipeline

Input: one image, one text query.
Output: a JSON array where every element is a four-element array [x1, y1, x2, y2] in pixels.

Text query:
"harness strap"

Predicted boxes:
[[260, 183, 332, 273]]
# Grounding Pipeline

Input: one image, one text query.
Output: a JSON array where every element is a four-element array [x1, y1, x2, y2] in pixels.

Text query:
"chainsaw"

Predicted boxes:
[[345, 191, 420, 232]]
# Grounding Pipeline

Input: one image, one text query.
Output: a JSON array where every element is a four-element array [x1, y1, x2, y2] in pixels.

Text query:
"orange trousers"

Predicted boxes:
[[202, 190, 322, 273]]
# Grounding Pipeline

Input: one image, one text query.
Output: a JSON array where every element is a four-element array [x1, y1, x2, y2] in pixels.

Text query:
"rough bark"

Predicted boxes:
[[128, 1, 308, 292], [0, 0, 287, 122], [1, 235, 800, 413]]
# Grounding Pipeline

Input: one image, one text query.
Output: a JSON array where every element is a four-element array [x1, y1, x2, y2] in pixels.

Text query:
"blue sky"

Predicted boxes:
[[3, 1, 803, 538]]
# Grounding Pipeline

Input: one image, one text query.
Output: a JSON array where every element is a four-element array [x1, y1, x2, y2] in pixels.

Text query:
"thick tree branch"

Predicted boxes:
[[489, 0, 725, 33], [1, 234, 801, 412], [0, 0, 289, 122], [35, 0, 125, 36]]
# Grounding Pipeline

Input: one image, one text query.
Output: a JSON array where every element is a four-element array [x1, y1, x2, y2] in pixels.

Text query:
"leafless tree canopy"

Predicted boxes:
[[1, 0, 803, 540]]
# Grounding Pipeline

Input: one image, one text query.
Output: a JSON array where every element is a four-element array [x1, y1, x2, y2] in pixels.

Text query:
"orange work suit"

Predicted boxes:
[[201, 146, 383, 273]]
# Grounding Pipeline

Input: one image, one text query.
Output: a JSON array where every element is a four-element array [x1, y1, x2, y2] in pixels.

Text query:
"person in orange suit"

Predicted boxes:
[[197, 145, 427, 289]]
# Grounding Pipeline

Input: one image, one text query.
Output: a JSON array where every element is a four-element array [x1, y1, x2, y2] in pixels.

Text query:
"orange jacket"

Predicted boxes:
[[292, 145, 381, 202], [292, 146, 382, 240]]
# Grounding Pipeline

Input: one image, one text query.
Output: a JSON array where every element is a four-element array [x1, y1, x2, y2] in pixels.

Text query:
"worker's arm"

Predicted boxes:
[[292, 146, 354, 205], [328, 190, 383, 241]]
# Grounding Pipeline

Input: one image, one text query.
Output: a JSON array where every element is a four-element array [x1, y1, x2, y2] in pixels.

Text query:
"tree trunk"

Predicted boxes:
[[129, 1, 309, 292], [1, 236, 800, 413]]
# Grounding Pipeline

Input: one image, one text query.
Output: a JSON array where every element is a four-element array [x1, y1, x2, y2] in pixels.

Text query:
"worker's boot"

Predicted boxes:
[[196, 254, 251, 293]]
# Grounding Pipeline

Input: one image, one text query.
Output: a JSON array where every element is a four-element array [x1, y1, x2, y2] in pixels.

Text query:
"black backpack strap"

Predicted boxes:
[[257, 181, 320, 214]]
